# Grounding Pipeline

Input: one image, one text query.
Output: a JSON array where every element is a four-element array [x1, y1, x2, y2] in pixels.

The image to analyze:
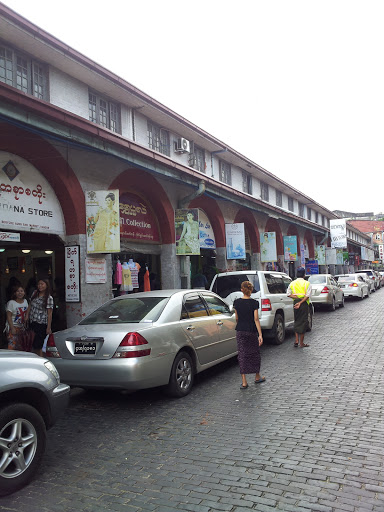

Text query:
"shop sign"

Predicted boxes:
[[283, 235, 297, 261], [325, 247, 337, 265], [300, 243, 306, 266], [175, 209, 200, 255], [225, 223, 246, 260], [315, 245, 326, 265], [65, 245, 80, 302], [86, 190, 120, 254], [305, 260, 319, 274], [343, 251, 349, 265], [336, 248, 344, 265], [330, 219, 347, 248], [119, 192, 160, 243], [85, 258, 107, 283], [261, 232, 277, 262], [0, 231, 20, 242], [0, 152, 65, 235], [199, 210, 216, 249]]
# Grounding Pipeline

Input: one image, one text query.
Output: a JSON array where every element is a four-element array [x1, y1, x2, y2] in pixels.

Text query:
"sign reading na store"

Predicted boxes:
[[0, 152, 65, 235], [119, 192, 160, 243]]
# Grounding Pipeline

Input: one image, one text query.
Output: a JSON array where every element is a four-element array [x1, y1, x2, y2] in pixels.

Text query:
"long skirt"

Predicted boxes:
[[293, 299, 309, 334], [30, 321, 47, 350], [236, 331, 261, 374]]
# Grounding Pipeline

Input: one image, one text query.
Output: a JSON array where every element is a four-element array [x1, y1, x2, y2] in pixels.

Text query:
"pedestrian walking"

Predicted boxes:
[[27, 279, 54, 357], [287, 267, 312, 347], [233, 280, 265, 389], [5, 285, 28, 350]]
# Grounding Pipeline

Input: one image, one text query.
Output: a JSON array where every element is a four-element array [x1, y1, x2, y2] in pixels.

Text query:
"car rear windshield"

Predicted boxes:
[[308, 275, 326, 284], [79, 297, 169, 325], [212, 274, 260, 298], [338, 276, 356, 282]]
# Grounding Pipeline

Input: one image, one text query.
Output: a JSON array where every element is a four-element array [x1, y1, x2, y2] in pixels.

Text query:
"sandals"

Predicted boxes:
[[299, 343, 309, 348], [240, 384, 248, 389]]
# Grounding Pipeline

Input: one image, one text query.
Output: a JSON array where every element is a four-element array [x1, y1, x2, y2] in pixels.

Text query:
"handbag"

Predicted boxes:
[[19, 328, 35, 352]]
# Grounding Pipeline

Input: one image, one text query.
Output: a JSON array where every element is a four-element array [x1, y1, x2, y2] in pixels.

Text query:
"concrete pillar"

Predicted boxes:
[[160, 243, 181, 288], [251, 252, 261, 270], [64, 234, 113, 328], [215, 247, 227, 273]]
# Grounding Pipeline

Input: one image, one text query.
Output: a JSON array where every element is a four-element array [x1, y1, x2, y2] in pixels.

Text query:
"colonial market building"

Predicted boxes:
[[0, 3, 373, 332]]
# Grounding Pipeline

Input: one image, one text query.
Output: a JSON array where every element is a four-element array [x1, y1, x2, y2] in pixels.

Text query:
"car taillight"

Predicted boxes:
[[349, 283, 358, 287], [261, 299, 272, 311], [112, 332, 151, 358], [45, 334, 61, 358], [321, 286, 330, 293]]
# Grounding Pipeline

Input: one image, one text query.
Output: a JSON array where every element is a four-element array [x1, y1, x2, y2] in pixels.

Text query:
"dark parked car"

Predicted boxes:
[[0, 351, 70, 496]]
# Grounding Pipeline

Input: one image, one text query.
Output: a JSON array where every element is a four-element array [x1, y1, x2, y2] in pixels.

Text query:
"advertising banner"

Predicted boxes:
[[65, 245, 80, 302], [336, 248, 344, 265], [360, 246, 367, 260], [343, 251, 349, 265], [0, 152, 65, 235], [119, 192, 160, 243], [86, 190, 120, 254], [330, 219, 347, 248], [300, 243, 306, 266], [283, 235, 297, 261], [175, 209, 200, 255], [0, 232, 20, 243], [315, 245, 326, 265], [261, 232, 277, 262], [225, 223, 246, 259], [305, 260, 319, 274], [85, 258, 107, 283], [199, 210, 216, 249], [326, 247, 337, 264]]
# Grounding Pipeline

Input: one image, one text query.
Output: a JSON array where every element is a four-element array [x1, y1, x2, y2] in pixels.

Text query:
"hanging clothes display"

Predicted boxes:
[[121, 261, 133, 292], [143, 265, 151, 292], [128, 259, 139, 289], [114, 259, 122, 285]]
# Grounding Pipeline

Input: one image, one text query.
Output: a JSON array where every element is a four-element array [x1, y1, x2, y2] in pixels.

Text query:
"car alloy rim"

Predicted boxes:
[[0, 418, 37, 478], [277, 319, 284, 340], [176, 358, 192, 390]]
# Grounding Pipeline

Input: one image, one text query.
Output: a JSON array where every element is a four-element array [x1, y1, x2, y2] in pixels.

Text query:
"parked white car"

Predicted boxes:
[[306, 274, 344, 311], [210, 270, 312, 344], [334, 274, 369, 299], [354, 270, 376, 292]]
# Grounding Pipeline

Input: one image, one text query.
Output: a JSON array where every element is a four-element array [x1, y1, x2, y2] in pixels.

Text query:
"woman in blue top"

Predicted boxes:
[[233, 281, 265, 389]]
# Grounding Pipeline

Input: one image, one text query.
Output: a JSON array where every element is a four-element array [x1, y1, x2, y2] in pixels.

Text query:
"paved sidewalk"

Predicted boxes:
[[1, 290, 383, 512]]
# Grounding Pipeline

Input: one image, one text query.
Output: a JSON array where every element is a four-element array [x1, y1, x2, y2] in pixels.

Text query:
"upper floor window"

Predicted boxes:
[[323, 216, 328, 227], [242, 171, 252, 194], [276, 190, 282, 207], [288, 197, 294, 212], [89, 92, 120, 132], [147, 121, 170, 156], [307, 207, 312, 221], [315, 211, 319, 223], [260, 181, 269, 201], [219, 160, 231, 185], [189, 144, 206, 173], [298, 202, 304, 217], [0, 43, 48, 100]]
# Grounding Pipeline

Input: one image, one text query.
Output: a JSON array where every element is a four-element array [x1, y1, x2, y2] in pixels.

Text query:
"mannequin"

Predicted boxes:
[[121, 260, 133, 292]]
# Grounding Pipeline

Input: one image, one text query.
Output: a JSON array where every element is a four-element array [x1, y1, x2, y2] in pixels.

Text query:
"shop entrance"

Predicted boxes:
[[190, 249, 218, 288], [112, 252, 161, 297], [0, 231, 66, 347]]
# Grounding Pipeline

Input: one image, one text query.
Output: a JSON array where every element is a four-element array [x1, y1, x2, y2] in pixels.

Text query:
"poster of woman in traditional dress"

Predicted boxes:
[[86, 190, 120, 253]]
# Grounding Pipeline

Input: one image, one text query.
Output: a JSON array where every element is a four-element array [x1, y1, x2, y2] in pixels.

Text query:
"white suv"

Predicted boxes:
[[210, 270, 312, 344]]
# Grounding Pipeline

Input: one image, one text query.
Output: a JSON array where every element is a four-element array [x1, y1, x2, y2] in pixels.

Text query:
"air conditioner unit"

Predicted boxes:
[[175, 137, 190, 153]]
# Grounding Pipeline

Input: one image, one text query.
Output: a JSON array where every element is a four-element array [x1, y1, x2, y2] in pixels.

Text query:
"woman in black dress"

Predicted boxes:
[[233, 281, 265, 389]]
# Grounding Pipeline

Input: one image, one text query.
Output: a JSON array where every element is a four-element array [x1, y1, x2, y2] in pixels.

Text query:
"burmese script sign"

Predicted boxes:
[[85, 258, 107, 283], [330, 219, 347, 248], [119, 192, 160, 243], [0, 152, 65, 235], [65, 245, 80, 302]]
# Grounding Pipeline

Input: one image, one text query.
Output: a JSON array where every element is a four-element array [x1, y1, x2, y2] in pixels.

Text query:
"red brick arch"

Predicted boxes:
[[234, 208, 260, 253], [110, 169, 175, 244], [0, 122, 85, 235], [304, 230, 315, 258], [264, 218, 284, 255]]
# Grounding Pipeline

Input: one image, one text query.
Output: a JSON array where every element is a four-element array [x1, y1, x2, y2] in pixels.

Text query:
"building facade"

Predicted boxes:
[[0, 4, 373, 331]]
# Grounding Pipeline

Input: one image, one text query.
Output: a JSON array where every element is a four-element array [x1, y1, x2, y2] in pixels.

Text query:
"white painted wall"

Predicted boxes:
[[49, 68, 89, 118]]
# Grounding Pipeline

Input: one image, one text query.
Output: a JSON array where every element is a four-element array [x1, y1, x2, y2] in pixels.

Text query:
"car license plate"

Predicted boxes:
[[74, 342, 96, 355]]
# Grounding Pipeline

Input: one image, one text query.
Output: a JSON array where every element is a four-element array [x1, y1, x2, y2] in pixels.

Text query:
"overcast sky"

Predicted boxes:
[[2, 0, 383, 214]]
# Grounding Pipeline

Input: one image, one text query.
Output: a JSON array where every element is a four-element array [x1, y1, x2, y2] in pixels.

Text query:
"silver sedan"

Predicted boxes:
[[335, 274, 370, 299], [307, 274, 344, 311], [46, 290, 237, 397]]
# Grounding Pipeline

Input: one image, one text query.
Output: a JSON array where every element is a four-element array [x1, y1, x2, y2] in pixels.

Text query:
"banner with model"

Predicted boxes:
[[175, 209, 200, 255], [86, 190, 120, 254], [260, 232, 277, 262]]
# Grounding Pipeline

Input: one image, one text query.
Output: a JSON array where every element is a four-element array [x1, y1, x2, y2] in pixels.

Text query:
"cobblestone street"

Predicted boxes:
[[1, 290, 383, 512]]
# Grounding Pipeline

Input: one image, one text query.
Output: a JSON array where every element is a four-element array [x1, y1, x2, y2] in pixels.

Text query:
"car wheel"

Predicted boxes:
[[271, 313, 285, 344], [166, 351, 194, 398], [329, 296, 336, 311], [0, 403, 46, 496], [339, 295, 345, 308]]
